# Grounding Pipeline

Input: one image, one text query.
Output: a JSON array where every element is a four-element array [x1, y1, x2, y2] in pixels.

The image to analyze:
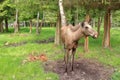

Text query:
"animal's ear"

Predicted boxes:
[[81, 22, 84, 27], [68, 24, 73, 27], [87, 18, 92, 25]]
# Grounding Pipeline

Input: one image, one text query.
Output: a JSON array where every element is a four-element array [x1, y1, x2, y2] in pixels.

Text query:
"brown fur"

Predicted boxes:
[[61, 22, 98, 73]]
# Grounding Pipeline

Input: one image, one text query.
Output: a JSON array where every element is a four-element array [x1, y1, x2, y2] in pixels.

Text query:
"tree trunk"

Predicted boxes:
[[0, 20, 3, 32], [29, 20, 32, 33], [59, 0, 66, 27], [110, 12, 112, 27], [55, 12, 61, 45], [75, 7, 79, 25], [40, 11, 44, 28], [23, 21, 26, 27], [103, 8, 111, 48], [84, 36, 89, 52], [36, 12, 40, 34], [71, 15, 75, 26], [75, 2, 79, 25], [97, 16, 102, 36], [40, 20, 43, 29], [14, 21, 19, 33], [84, 14, 91, 52], [93, 18, 96, 27], [5, 18, 8, 32], [70, 7, 76, 26], [14, 9, 19, 33], [39, 12, 44, 32]]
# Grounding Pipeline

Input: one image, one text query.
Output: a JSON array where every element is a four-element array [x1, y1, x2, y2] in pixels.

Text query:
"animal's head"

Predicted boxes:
[[81, 22, 98, 38]]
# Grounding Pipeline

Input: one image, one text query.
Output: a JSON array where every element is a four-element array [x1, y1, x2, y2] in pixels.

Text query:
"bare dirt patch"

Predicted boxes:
[[4, 41, 27, 47], [4, 37, 54, 47], [35, 37, 54, 44], [44, 59, 114, 80]]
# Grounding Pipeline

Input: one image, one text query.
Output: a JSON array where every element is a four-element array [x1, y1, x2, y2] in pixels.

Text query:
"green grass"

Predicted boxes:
[[0, 27, 120, 80], [0, 27, 55, 46], [0, 27, 59, 80]]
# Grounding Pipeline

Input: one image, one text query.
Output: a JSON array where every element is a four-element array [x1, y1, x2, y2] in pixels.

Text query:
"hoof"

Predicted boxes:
[[64, 72, 68, 76], [71, 71, 74, 75]]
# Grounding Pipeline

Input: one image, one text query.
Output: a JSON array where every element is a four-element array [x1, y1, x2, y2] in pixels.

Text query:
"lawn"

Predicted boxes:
[[0, 27, 120, 80]]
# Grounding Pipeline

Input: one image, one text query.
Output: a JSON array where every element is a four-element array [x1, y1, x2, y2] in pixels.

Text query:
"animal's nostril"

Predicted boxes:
[[94, 34, 97, 38], [94, 32, 98, 38]]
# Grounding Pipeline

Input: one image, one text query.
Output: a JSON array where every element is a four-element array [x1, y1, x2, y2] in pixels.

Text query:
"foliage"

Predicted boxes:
[[16, 0, 40, 21], [112, 10, 120, 27], [0, 0, 15, 20], [112, 71, 120, 80], [0, 0, 58, 22], [44, 10, 57, 22], [0, 0, 119, 24], [16, 0, 58, 21]]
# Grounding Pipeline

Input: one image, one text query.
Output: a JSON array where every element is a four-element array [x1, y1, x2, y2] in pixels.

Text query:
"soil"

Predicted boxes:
[[4, 37, 54, 47], [35, 37, 54, 44], [4, 41, 27, 47], [44, 59, 114, 80]]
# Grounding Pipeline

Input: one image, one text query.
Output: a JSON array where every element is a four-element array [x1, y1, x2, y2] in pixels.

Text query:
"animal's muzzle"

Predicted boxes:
[[92, 32, 98, 39]]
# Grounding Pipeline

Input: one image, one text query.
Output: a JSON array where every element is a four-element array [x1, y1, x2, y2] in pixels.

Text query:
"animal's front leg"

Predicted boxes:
[[71, 48, 76, 71], [69, 49, 73, 70], [64, 49, 69, 73]]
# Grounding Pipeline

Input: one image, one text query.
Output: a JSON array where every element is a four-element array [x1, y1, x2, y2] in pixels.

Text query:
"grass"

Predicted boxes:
[[0, 27, 59, 80], [0, 27, 120, 80], [0, 27, 55, 46]]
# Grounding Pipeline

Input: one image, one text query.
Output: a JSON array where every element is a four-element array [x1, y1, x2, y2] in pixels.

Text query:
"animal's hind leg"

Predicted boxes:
[[63, 44, 66, 62]]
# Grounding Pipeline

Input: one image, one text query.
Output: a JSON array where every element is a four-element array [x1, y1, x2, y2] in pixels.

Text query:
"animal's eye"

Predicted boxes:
[[85, 26, 88, 29]]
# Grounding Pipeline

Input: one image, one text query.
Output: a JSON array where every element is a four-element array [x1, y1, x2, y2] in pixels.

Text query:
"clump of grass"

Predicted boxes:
[[112, 71, 120, 80]]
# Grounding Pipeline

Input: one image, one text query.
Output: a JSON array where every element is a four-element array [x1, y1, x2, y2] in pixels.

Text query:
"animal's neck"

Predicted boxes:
[[73, 26, 84, 41], [70, 24, 80, 32]]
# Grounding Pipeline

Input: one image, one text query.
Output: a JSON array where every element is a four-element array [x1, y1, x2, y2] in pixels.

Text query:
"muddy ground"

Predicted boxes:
[[44, 59, 114, 80], [4, 37, 54, 47]]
